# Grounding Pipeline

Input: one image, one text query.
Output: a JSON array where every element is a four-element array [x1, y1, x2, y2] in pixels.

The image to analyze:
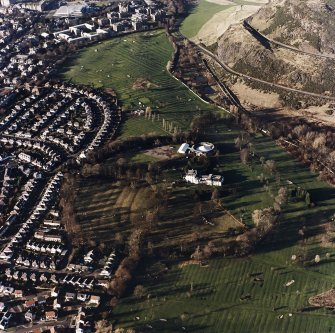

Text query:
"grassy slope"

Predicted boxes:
[[59, 30, 218, 137], [74, 176, 241, 245], [180, 0, 230, 39]]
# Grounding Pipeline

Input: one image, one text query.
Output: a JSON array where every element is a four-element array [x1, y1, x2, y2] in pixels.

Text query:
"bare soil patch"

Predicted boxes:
[[132, 78, 159, 90], [178, 260, 202, 268], [309, 289, 335, 308], [211, 212, 244, 231], [206, 0, 234, 5], [231, 80, 335, 127], [232, 81, 281, 109], [104, 87, 117, 96], [303, 104, 335, 125], [143, 145, 177, 160]]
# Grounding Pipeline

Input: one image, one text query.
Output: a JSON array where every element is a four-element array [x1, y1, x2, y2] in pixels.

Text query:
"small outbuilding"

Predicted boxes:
[[178, 143, 190, 154]]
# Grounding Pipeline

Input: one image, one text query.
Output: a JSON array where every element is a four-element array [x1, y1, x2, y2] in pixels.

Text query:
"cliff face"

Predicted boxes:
[[216, 0, 335, 94]]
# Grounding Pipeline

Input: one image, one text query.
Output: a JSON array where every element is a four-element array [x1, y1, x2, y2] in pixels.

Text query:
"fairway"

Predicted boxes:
[[60, 20, 335, 333], [113, 194, 335, 332], [74, 167, 244, 248], [59, 30, 218, 137]]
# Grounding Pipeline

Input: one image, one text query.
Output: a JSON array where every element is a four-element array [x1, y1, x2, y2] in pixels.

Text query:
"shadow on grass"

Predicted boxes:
[[256, 204, 335, 255]]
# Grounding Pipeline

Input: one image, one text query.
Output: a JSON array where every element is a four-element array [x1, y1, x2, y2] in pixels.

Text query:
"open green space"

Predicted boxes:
[[74, 168, 241, 248], [74, 120, 280, 246], [180, 0, 231, 39], [58, 30, 218, 137], [60, 18, 335, 332], [75, 118, 335, 243], [118, 117, 167, 139], [114, 251, 335, 333], [73, 117, 335, 332], [114, 196, 335, 333], [109, 120, 335, 332]]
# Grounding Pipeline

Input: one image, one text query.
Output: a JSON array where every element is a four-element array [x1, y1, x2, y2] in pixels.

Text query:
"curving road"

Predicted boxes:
[[173, 31, 335, 100], [243, 20, 335, 60], [195, 41, 335, 101]]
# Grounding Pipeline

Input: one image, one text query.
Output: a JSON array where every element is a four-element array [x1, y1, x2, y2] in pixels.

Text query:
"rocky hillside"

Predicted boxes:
[[250, 0, 335, 53], [216, 0, 335, 94]]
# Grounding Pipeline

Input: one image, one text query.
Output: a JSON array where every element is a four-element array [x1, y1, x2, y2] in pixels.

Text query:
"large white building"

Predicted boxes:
[[18, 152, 31, 163], [184, 169, 224, 187], [1, 0, 53, 10], [178, 142, 215, 156], [53, 4, 90, 17]]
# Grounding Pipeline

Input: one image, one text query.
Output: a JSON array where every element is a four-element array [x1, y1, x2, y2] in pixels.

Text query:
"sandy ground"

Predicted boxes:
[[309, 289, 335, 308], [261, 105, 335, 126], [243, 0, 268, 2], [232, 81, 281, 109], [194, 4, 263, 45], [178, 260, 202, 268]]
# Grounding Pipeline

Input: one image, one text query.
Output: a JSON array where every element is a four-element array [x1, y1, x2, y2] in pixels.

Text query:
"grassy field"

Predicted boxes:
[[73, 117, 335, 332], [180, 0, 231, 39], [114, 252, 335, 333], [74, 170, 242, 247], [117, 117, 167, 139], [61, 22, 335, 332], [113, 202, 335, 331], [75, 117, 335, 241], [109, 120, 335, 333], [59, 30, 218, 137], [74, 120, 282, 246]]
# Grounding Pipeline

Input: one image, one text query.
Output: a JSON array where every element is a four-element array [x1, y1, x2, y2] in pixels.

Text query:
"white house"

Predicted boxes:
[[185, 169, 199, 184], [184, 170, 224, 187]]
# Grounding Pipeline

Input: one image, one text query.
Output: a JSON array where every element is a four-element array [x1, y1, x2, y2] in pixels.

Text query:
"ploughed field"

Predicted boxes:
[[59, 30, 218, 137]]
